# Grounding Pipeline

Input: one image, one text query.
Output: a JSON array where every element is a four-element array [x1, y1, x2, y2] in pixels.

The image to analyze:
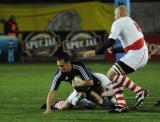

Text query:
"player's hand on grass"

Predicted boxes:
[[83, 50, 96, 58], [43, 109, 52, 114]]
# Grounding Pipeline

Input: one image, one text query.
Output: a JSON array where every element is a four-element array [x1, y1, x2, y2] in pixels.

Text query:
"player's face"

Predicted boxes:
[[57, 59, 71, 72]]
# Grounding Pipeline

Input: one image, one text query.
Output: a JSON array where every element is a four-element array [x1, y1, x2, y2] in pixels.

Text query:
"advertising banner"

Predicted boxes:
[[0, 2, 114, 33], [0, 36, 19, 62], [22, 31, 61, 57], [21, 31, 115, 62], [21, 32, 160, 62], [145, 34, 160, 61], [62, 31, 102, 56]]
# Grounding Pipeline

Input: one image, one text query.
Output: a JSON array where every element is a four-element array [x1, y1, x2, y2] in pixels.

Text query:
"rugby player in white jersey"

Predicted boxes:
[[67, 73, 116, 109], [83, 5, 149, 113]]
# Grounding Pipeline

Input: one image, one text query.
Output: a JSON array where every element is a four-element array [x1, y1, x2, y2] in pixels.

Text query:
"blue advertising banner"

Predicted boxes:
[[0, 36, 19, 62]]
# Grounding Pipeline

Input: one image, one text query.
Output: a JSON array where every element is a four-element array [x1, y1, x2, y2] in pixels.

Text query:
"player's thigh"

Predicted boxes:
[[62, 99, 71, 109], [62, 90, 78, 109], [107, 61, 135, 80], [107, 68, 118, 81], [67, 90, 78, 103], [94, 73, 111, 86], [120, 49, 148, 70]]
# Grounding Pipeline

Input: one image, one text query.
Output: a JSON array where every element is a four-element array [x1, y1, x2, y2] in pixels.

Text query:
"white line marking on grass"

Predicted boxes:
[[2, 97, 159, 101], [126, 97, 159, 99]]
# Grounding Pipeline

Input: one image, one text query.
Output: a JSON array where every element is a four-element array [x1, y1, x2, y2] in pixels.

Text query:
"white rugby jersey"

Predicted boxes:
[[109, 17, 147, 50]]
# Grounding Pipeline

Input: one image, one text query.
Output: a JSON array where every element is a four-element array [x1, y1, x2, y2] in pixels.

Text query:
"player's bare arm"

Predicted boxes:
[[90, 91, 103, 105], [72, 76, 93, 88], [83, 50, 96, 58], [83, 38, 115, 58], [43, 90, 56, 114], [72, 80, 93, 88]]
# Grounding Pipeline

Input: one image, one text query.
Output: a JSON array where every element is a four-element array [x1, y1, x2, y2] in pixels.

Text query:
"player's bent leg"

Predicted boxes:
[[67, 90, 87, 107], [87, 90, 115, 109], [77, 98, 97, 109], [107, 68, 129, 113], [107, 69, 117, 81], [93, 73, 117, 108], [56, 89, 80, 109], [69, 92, 86, 106], [110, 61, 149, 109], [114, 61, 149, 109], [93, 73, 114, 97], [68, 92, 97, 109], [89, 91, 103, 105]]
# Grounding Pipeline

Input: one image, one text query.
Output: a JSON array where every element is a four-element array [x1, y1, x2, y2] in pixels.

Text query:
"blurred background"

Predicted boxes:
[[0, 1, 160, 121], [0, 0, 160, 63]]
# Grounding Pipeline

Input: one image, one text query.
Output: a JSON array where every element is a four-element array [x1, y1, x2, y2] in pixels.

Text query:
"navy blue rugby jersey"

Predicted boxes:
[[51, 60, 101, 91]]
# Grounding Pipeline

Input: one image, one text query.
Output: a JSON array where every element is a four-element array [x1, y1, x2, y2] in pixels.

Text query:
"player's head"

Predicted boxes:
[[9, 15, 16, 22], [56, 53, 72, 72], [114, 5, 128, 20]]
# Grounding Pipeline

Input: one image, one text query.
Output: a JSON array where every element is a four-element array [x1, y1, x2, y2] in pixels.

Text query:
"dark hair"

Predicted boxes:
[[56, 53, 72, 62]]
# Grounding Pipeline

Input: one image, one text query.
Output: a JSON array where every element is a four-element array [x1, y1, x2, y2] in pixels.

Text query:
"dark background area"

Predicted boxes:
[[0, 0, 159, 4]]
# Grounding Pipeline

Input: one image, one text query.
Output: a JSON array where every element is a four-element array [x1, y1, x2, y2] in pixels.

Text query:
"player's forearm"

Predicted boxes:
[[46, 90, 56, 110], [112, 47, 125, 53], [95, 38, 115, 54], [83, 80, 93, 87], [74, 80, 93, 88], [90, 91, 103, 105]]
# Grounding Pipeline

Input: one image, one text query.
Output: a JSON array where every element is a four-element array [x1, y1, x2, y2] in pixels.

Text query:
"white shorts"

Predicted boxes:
[[93, 73, 114, 96], [67, 73, 114, 105], [120, 49, 148, 70], [93, 73, 111, 86], [67, 90, 95, 106], [67, 89, 78, 104]]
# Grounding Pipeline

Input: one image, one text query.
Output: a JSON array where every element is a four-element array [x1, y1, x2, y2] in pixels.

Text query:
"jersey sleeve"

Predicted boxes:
[[73, 63, 93, 81], [50, 70, 63, 91], [108, 20, 122, 39]]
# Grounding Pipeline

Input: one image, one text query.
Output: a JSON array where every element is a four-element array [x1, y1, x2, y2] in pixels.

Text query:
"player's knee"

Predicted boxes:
[[62, 101, 71, 109], [107, 69, 117, 81], [97, 99, 103, 105]]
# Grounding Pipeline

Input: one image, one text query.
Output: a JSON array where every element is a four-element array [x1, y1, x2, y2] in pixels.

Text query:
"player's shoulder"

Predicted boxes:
[[113, 17, 132, 28], [114, 17, 131, 24], [54, 69, 62, 76], [72, 60, 85, 67]]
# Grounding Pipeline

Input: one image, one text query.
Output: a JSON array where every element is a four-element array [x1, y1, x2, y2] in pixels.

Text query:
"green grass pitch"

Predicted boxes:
[[0, 62, 160, 122]]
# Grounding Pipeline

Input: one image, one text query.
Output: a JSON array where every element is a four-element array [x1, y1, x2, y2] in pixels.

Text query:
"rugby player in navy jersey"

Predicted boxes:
[[41, 72, 116, 110], [43, 53, 114, 114]]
